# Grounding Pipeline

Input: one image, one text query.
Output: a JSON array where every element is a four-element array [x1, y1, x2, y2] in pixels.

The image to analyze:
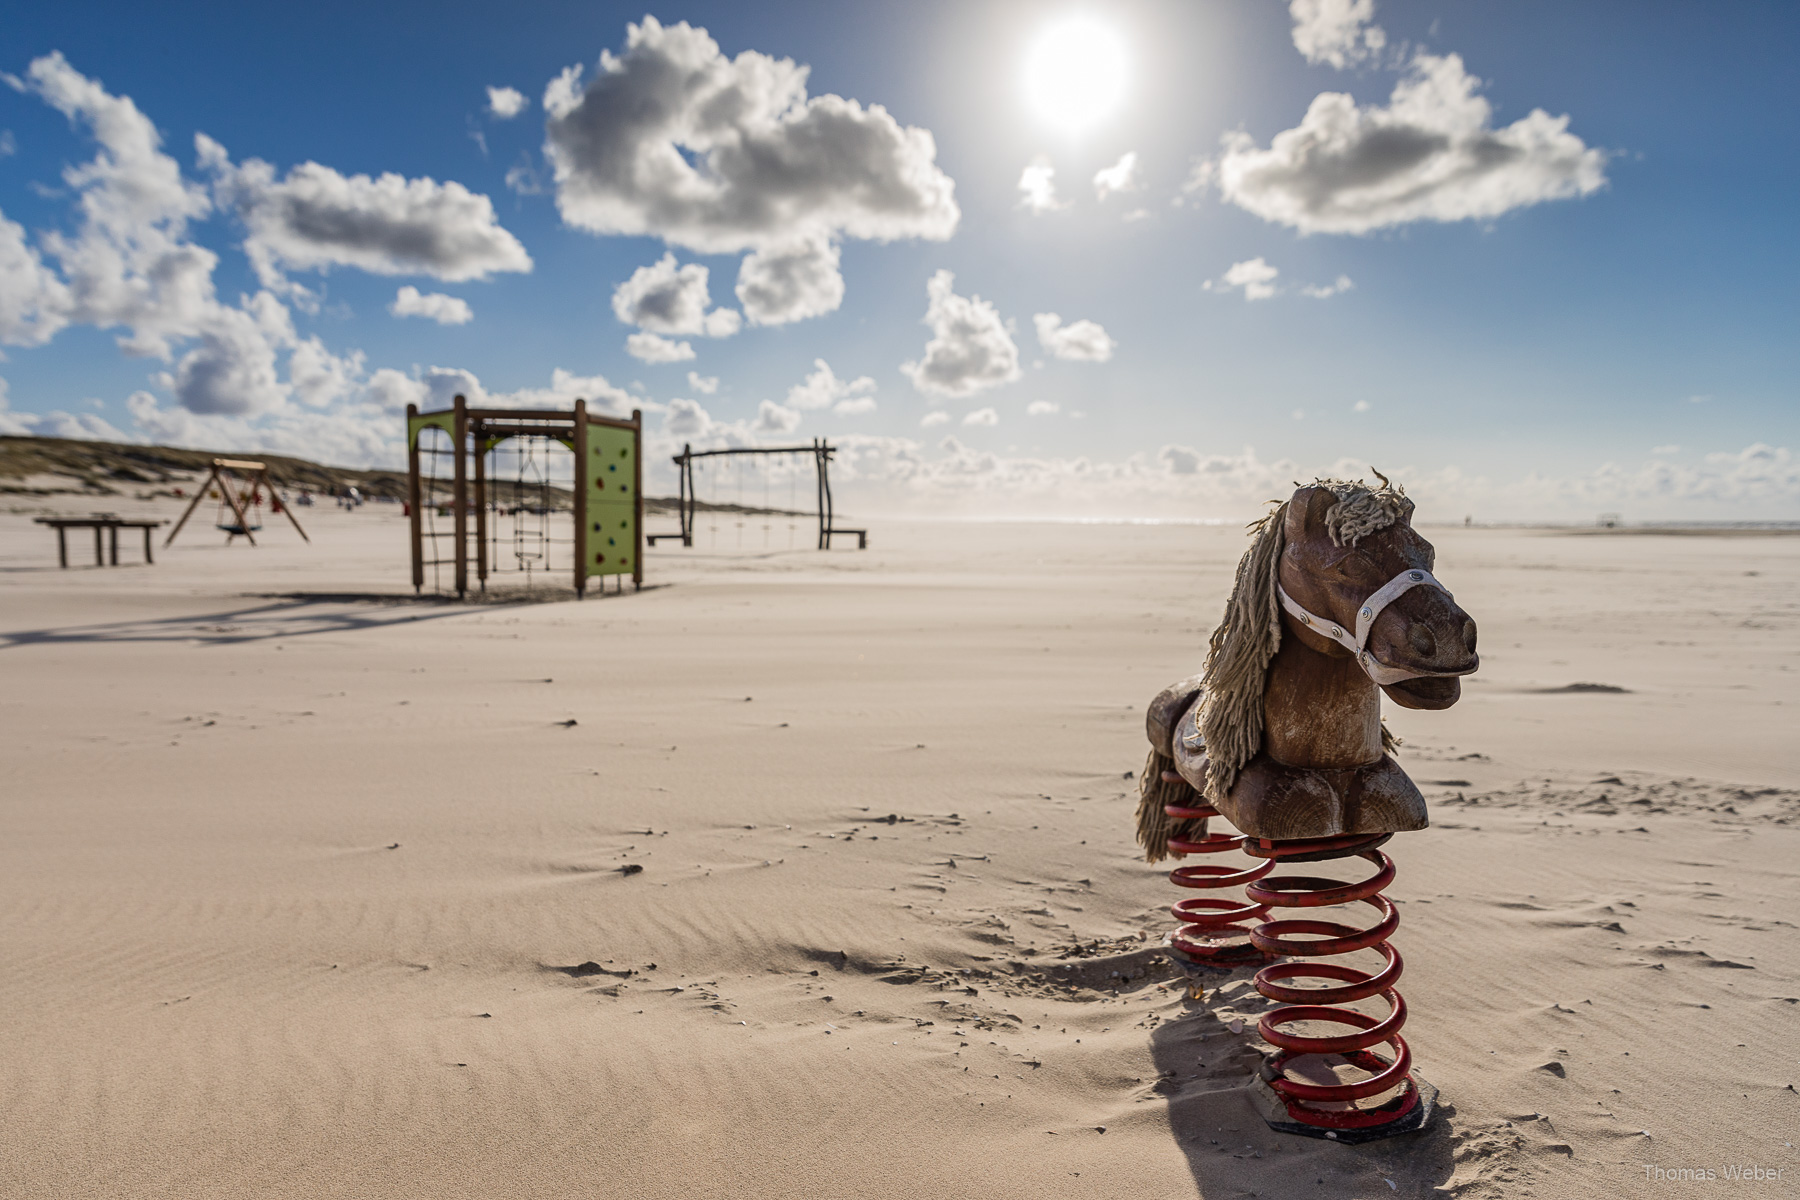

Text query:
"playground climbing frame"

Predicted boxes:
[[405, 394, 642, 598]]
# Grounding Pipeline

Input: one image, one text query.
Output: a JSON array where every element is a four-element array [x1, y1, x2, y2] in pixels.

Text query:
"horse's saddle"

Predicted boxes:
[[1148, 677, 1427, 840]]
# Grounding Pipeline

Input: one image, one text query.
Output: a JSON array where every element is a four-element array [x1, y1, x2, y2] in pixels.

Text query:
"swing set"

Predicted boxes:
[[657, 440, 866, 550], [164, 458, 310, 547]]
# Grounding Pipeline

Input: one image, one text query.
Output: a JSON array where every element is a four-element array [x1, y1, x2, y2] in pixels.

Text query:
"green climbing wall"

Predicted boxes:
[[584, 422, 637, 578]]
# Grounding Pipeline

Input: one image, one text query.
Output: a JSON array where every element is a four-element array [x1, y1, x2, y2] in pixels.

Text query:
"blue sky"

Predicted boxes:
[[1, 0, 1795, 518]]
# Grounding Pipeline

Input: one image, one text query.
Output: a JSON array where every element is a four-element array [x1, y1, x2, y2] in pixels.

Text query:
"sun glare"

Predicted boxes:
[[1022, 15, 1128, 135]]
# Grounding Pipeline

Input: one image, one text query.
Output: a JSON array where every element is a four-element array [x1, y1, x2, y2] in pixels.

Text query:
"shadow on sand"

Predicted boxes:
[[0, 590, 531, 649], [0, 582, 659, 649], [1147, 980, 1456, 1195]]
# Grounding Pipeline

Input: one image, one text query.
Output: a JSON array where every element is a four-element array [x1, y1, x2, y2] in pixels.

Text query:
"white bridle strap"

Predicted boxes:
[[1276, 568, 1474, 686]]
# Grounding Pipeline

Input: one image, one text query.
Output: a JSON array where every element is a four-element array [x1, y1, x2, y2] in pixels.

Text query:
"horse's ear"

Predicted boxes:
[[1284, 485, 1335, 541]]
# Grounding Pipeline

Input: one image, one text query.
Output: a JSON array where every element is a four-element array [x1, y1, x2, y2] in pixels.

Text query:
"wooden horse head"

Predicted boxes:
[[1275, 478, 1479, 714], [1144, 474, 1478, 847]]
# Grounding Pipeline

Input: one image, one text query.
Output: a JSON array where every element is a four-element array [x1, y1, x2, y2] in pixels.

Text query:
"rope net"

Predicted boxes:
[[483, 434, 574, 589], [686, 450, 813, 554]]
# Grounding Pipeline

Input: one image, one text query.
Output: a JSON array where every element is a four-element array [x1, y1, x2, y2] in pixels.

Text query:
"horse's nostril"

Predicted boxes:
[[1407, 624, 1435, 656], [1462, 619, 1478, 653]]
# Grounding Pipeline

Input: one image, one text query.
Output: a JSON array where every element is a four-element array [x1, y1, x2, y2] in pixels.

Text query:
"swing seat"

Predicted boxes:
[[217, 522, 263, 535]]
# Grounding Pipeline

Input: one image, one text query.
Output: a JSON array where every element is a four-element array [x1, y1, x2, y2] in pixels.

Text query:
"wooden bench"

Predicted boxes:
[[824, 527, 867, 549], [35, 516, 167, 567]]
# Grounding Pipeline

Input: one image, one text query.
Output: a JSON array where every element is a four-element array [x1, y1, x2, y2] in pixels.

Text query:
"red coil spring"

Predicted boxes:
[[1163, 801, 1273, 966], [1164, 796, 1418, 1131]]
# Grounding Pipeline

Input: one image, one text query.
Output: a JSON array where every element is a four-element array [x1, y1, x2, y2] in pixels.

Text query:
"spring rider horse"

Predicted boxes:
[[1136, 474, 1478, 1142]]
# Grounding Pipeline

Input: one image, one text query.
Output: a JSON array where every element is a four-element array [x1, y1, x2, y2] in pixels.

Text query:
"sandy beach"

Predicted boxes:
[[2, 501, 1796, 1199]]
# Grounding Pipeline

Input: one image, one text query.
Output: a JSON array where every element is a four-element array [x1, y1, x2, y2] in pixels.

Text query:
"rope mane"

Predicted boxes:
[[1197, 472, 1411, 805]]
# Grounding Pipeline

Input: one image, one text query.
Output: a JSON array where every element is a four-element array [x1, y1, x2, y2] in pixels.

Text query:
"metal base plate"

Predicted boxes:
[[1246, 1068, 1437, 1144]]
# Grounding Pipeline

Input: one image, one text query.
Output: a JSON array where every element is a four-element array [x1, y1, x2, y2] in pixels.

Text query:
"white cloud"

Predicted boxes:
[[1352, 399, 1371, 413], [1207, 257, 1281, 301], [920, 411, 950, 428], [541, 17, 958, 332], [487, 86, 528, 119], [199, 135, 532, 285], [754, 398, 801, 434], [1027, 400, 1059, 416], [687, 370, 719, 394], [1018, 156, 1067, 213], [1650, 444, 1679, 455], [5, 54, 215, 358], [834, 397, 876, 416], [153, 302, 285, 415], [699, 430, 1800, 518], [1215, 52, 1606, 235], [1496, 443, 1799, 515], [405, 364, 640, 418], [1160, 445, 1201, 474], [664, 396, 712, 437], [1171, 158, 1215, 209], [288, 336, 364, 408], [0, 377, 21, 434], [807, 438, 1316, 518], [366, 367, 427, 412], [1093, 152, 1141, 200], [735, 233, 843, 325], [1204, 258, 1350, 301], [0, 208, 71, 347], [504, 154, 544, 195], [1033, 312, 1116, 362], [625, 331, 696, 362], [1301, 274, 1355, 298], [22, 409, 132, 440], [962, 407, 998, 427], [611, 252, 740, 337], [901, 270, 1021, 398], [0, 376, 133, 439], [2, 56, 305, 417], [0, 130, 14, 159], [1290, 0, 1387, 70], [787, 357, 874, 410], [390, 285, 473, 324]]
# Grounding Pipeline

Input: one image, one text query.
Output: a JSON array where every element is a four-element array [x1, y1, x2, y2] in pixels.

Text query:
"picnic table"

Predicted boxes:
[[34, 516, 168, 567]]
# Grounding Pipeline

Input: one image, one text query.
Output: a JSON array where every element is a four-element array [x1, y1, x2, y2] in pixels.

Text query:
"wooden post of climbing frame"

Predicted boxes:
[[452, 393, 468, 598], [683, 445, 695, 547], [473, 419, 488, 592], [407, 403, 423, 593], [814, 438, 827, 550], [573, 397, 589, 598], [632, 408, 644, 589], [821, 442, 836, 550], [678, 443, 691, 547]]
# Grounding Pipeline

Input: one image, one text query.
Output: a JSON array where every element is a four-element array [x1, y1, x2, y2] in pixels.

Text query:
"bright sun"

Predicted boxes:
[[1022, 16, 1128, 135]]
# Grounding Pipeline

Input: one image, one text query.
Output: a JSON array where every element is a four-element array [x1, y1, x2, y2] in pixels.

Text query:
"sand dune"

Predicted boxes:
[[1, 503, 1795, 1198]]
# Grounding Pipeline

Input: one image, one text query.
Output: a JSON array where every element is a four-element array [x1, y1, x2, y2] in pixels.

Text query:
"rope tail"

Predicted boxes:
[[1136, 749, 1206, 864]]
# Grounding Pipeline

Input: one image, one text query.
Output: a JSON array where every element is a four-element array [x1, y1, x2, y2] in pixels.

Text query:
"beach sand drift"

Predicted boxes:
[[1, 507, 1795, 1198]]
